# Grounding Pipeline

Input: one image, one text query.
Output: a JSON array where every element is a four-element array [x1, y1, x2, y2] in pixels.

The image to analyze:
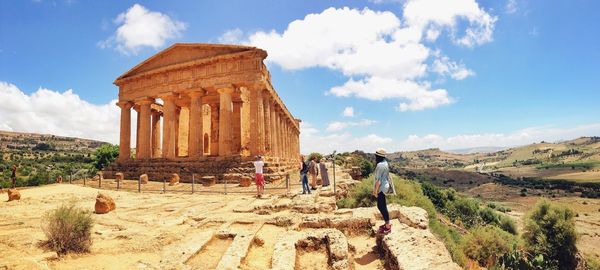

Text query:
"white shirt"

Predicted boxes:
[[253, 161, 264, 174]]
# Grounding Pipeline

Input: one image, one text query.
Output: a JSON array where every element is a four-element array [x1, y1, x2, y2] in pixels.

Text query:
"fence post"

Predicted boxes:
[[192, 174, 195, 194], [163, 178, 166, 194], [286, 173, 290, 193], [332, 151, 337, 195], [69, 173, 72, 184], [138, 177, 141, 193], [117, 177, 120, 190], [83, 175, 86, 187], [224, 176, 227, 195]]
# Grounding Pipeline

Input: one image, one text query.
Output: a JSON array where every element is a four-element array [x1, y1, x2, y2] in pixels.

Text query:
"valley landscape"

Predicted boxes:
[[3, 0, 600, 269]]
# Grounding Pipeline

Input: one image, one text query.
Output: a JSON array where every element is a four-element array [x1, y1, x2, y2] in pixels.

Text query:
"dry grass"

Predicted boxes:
[[41, 203, 94, 255]]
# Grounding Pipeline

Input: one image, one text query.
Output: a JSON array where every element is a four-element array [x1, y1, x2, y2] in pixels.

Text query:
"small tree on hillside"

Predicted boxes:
[[93, 144, 119, 170], [523, 200, 578, 270]]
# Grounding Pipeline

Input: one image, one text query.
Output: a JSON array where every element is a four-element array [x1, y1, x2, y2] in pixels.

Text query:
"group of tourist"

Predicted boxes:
[[299, 155, 330, 194], [252, 148, 394, 235]]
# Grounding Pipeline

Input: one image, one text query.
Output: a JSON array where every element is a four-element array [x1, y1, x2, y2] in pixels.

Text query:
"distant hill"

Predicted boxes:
[[0, 130, 110, 187], [386, 136, 600, 183], [0, 130, 107, 154], [446, 146, 507, 154]]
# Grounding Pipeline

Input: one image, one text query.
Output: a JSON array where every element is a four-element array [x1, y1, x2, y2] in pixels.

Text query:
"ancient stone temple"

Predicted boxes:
[[104, 43, 300, 182]]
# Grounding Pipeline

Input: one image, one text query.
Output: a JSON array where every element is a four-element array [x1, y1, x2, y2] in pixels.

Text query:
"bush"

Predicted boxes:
[[307, 152, 323, 162], [42, 203, 93, 255], [93, 144, 119, 170], [462, 225, 517, 267], [523, 200, 578, 270]]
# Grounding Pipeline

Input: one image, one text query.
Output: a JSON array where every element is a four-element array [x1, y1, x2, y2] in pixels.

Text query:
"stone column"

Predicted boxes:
[[239, 87, 251, 155], [174, 107, 181, 157], [188, 90, 204, 158], [232, 101, 242, 154], [276, 110, 283, 158], [249, 88, 265, 155], [117, 101, 133, 162], [269, 101, 277, 158], [135, 107, 140, 158], [218, 87, 234, 156], [137, 98, 153, 159], [263, 92, 271, 155], [151, 110, 162, 158], [161, 94, 177, 159], [210, 104, 219, 156]]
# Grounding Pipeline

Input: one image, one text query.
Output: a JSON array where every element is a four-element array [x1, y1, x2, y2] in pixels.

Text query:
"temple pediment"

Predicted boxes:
[[116, 43, 262, 81]]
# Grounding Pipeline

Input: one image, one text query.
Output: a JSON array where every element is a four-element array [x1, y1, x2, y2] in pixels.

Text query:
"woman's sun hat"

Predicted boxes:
[[375, 148, 387, 157]]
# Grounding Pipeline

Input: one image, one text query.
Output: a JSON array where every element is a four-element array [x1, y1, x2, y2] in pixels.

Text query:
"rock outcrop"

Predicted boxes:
[[140, 174, 149, 184], [115, 172, 124, 182], [169, 173, 180, 186], [95, 193, 116, 214], [7, 189, 20, 201]]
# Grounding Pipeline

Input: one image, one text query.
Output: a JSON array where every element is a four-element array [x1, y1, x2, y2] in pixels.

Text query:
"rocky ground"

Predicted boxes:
[[0, 166, 459, 270]]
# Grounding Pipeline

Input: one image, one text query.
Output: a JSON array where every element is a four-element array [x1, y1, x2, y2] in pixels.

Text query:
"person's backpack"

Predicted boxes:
[[385, 171, 397, 195]]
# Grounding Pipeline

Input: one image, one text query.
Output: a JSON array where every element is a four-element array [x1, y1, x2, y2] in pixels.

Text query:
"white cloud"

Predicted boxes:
[[300, 122, 393, 153], [100, 4, 186, 55], [227, 4, 494, 112], [506, 0, 518, 14], [342, 106, 354, 117], [326, 119, 377, 132], [397, 123, 600, 151], [403, 0, 498, 47], [431, 54, 475, 80], [0, 81, 126, 144], [218, 28, 243, 44], [329, 76, 453, 111]]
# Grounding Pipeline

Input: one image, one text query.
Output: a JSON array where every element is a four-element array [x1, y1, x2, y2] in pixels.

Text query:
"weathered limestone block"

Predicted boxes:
[[140, 174, 149, 184], [272, 232, 300, 270], [169, 173, 180, 186], [349, 166, 362, 180], [202, 176, 216, 187], [215, 232, 254, 270], [239, 176, 252, 187], [115, 172, 124, 182], [95, 193, 115, 214], [352, 204, 429, 230], [56, 175, 63, 183], [7, 189, 20, 201], [376, 221, 461, 270]]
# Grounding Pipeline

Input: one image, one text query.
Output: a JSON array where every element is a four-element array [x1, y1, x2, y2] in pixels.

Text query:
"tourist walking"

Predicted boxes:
[[11, 164, 17, 188], [253, 156, 265, 198], [299, 155, 310, 194], [319, 159, 330, 187], [373, 148, 394, 234], [308, 156, 318, 190]]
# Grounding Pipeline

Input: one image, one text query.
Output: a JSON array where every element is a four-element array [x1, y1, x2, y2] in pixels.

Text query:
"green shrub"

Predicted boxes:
[[92, 144, 119, 170], [446, 197, 482, 228], [523, 200, 577, 270], [479, 207, 518, 234], [42, 203, 94, 255], [462, 225, 517, 267]]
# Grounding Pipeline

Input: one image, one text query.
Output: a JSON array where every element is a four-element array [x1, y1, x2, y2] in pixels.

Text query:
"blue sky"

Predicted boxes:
[[1, 0, 599, 153]]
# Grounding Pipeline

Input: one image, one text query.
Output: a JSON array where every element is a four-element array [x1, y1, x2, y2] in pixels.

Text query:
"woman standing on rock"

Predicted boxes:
[[373, 148, 392, 234], [319, 158, 330, 187]]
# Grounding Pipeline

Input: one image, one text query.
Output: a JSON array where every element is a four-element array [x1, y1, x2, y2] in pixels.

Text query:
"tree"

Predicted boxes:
[[523, 200, 578, 270], [92, 144, 119, 170]]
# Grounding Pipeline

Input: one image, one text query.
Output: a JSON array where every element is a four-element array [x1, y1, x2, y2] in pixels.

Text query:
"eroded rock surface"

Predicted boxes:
[[95, 193, 116, 214]]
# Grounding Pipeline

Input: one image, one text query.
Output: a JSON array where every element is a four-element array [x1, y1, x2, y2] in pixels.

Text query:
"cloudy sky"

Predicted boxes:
[[1, 0, 600, 153]]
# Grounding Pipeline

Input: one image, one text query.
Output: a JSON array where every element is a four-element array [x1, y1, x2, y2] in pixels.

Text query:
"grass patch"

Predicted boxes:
[[41, 203, 94, 255]]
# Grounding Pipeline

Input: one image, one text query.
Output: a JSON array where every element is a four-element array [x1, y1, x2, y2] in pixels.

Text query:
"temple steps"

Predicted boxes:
[[103, 156, 299, 183]]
